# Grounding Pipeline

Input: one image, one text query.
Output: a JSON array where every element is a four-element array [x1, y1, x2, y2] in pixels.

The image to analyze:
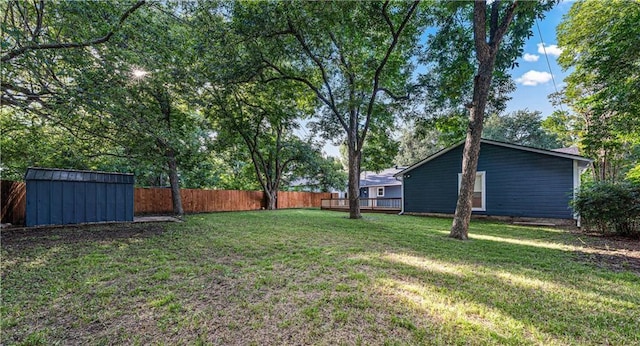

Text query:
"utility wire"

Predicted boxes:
[[535, 18, 565, 113]]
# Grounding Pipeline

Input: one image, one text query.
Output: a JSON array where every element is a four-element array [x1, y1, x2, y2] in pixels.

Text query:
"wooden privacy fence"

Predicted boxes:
[[1, 180, 331, 225], [1, 181, 26, 225], [134, 188, 266, 214], [277, 191, 330, 209], [135, 188, 330, 214]]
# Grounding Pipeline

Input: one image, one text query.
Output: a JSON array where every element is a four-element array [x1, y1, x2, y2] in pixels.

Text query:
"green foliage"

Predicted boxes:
[[540, 110, 583, 147], [556, 0, 640, 182], [289, 152, 347, 193], [361, 129, 399, 173], [1, 1, 145, 111], [395, 127, 440, 167], [627, 164, 640, 184], [395, 114, 467, 166], [483, 110, 561, 149], [557, 0, 640, 120], [573, 180, 640, 237]]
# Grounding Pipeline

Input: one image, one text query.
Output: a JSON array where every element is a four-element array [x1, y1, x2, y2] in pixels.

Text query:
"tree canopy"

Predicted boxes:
[[483, 110, 561, 149], [556, 0, 640, 181]]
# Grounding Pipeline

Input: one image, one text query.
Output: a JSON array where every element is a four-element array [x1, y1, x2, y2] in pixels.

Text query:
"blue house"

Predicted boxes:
[[394, 139, 592, 222]]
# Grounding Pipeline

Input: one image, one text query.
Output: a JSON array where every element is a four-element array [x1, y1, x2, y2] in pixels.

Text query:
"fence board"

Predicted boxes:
[[1, 181, 26, 225]]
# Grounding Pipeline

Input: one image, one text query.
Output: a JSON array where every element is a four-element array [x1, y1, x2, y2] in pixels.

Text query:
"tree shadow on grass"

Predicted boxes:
[[363, 251, 639, 345]]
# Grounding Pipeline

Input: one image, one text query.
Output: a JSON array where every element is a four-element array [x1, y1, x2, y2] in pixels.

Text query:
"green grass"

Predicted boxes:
[[1, 210, 638, 345]]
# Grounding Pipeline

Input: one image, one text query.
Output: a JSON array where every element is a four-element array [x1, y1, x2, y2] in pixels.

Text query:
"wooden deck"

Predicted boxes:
[[321, 198, 401, 214]]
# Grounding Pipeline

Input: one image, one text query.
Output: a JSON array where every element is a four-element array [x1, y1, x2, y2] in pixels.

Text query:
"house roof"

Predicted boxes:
[[360, 167, 404, 187], [394, 139, 593, 177], [551, 147, 580, 156]]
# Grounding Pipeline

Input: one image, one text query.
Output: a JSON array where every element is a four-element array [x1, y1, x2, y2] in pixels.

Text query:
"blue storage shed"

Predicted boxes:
[[25, 168, 134, 227]]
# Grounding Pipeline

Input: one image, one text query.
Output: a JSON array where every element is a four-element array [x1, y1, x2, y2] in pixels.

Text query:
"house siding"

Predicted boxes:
[[403, 143, 575, 219]]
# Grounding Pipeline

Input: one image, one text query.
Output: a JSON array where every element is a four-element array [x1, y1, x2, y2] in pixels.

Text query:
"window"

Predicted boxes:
[[376, 187, 385, 197], [458, 171, 486, 211]]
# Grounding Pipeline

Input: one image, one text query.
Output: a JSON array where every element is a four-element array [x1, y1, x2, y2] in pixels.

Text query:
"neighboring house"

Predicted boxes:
[[394, 139, 592, 222]]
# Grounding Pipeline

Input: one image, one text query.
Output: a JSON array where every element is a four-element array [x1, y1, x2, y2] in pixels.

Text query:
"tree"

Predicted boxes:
[[230, 1, 422, 218], [556, 0, 640, 182], [395, 126, 441, 166], [360, 129, 400, 173], [1, 1, 145, 112], [205, 80, 317, 210], [483, 109, 561, 149], [0, 108, 109, 180], [541, 110, 583, 148], [395, 114, 468, 166], [70, 3, 211, 216], [424, 1, 555, 239], [2, 2, 210, 216], [288, 149, 347, 193]]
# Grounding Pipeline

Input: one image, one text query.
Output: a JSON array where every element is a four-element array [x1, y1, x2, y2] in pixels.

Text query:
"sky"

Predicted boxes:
[[312, 2, 574, 157], [505, 1, 573, 116]]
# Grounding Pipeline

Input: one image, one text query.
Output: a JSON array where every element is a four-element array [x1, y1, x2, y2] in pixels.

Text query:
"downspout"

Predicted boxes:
[[573, 160, 580, 227], [395, 175, 404, 215]]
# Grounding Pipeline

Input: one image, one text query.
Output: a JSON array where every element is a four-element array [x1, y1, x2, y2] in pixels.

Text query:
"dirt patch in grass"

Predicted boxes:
[[1, 222, 166, 250], [569, 231, 640, 275]]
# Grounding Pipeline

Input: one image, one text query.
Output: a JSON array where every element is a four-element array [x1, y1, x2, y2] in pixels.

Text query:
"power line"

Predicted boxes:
[[535, 18, 565, 113]]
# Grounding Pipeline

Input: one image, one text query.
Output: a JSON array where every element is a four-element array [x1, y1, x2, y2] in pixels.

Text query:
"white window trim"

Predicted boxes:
[[458, 171, 486, 212], [376, 186, 385, 197]]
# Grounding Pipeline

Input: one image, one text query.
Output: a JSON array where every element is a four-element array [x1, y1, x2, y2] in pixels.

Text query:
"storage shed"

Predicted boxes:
[[25, 168, 134, 227]]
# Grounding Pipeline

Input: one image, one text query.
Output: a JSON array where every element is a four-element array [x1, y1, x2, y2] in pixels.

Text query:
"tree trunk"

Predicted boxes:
[[166, 148, 184, 217], [450, 68, 494, 239], [264, 189, 277, 210], [450, 0, 517, 240], [347, 145, 362, 219]]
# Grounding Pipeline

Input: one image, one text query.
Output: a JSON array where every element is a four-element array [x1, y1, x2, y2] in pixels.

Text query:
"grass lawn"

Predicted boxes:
[[2, 210, 639, 345]]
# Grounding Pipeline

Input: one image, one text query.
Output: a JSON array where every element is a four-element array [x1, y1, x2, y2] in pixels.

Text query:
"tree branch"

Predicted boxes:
[[285, 18, 341, 121], [378, 87, 411, 101], [362, 0, 419, 150], [1, 0, 145, 62], [490, 1, 518, 49], [473, 0, 490, 61], [260, 58, 350, 132], [381, 0, 395, 35]]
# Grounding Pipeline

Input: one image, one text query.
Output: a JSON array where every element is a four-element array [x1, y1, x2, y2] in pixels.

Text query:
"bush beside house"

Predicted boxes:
[[573, 180, 640, 237]]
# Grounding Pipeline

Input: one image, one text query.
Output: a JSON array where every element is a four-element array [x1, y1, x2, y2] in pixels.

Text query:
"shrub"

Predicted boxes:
[[572, 180, 640, 237]]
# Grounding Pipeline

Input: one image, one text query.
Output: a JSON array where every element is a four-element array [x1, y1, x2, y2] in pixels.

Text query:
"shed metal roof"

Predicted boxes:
[[25, 167, 134, 184]]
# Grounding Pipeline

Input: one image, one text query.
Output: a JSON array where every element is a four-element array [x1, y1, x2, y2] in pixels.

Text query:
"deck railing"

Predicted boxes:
[[321, 198, 402, 211]]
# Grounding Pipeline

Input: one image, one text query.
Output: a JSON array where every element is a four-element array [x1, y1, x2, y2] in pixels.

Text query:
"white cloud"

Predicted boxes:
[[516, 70, 553, 86], [523, 53, 540, 62], [537, 43, 563, 57]]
